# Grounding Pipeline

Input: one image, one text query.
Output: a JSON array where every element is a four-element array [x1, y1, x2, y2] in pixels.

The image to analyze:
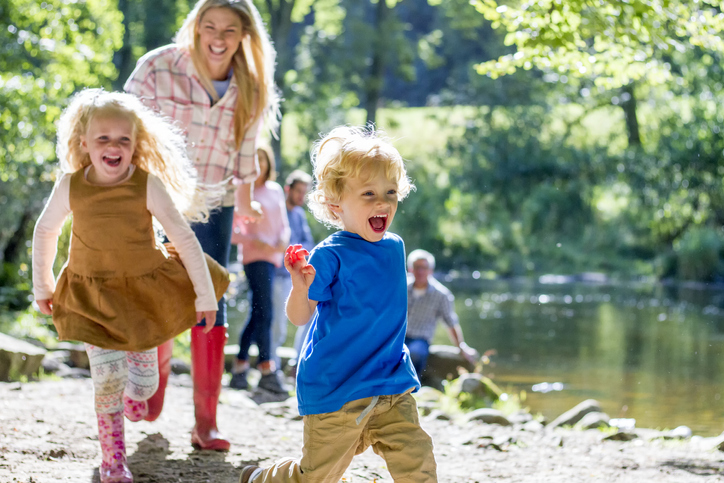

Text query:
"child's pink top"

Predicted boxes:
[[232, 181, 290, 267]]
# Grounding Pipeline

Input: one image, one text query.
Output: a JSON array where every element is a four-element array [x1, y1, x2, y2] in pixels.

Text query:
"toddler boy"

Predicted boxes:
[[240, 126, 437, 482]]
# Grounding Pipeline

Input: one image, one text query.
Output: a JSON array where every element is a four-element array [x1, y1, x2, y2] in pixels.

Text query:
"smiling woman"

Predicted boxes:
[[124, 0, 280, 452]]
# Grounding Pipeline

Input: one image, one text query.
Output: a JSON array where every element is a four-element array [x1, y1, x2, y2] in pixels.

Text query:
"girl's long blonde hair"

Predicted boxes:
[[176, 0, 280, 147], [56, 88, 222, 223], [308, 125, 414, 229]]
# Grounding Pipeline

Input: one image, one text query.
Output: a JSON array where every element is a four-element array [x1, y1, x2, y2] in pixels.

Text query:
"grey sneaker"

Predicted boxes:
[[229, 370, 249, 390], [257, 371, 290, 395]]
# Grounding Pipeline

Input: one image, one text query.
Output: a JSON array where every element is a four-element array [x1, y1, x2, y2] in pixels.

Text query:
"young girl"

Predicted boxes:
[[32, 89, 229, 483], [230, 146, 290, 394]]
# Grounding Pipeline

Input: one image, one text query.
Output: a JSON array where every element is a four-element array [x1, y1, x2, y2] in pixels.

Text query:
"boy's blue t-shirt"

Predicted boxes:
[[296, 230, 420, 416]]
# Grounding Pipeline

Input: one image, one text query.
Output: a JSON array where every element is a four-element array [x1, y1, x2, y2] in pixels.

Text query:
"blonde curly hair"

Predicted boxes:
[[56, 88, 222, 223], [176, 0, 280, 146], [307, 125, 414, 229]]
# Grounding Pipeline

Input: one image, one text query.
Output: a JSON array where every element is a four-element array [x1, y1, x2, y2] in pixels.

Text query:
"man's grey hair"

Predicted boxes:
[[407, 249, 435, 271]]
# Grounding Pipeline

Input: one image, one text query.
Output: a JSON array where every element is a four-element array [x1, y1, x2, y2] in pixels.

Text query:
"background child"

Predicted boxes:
[[32, 89, 228, 483], [239, 126, 438, 483], [230, 146, 290, 394]]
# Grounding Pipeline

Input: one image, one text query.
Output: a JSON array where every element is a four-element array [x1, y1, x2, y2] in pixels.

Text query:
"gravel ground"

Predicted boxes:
[[2, 377, 724, 482]]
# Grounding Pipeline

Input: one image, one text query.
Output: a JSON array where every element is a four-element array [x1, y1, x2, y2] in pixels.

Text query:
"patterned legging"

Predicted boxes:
[[84, 344, 159, 414]]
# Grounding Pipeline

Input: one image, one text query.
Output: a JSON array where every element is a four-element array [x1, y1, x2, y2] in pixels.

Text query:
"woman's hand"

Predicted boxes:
[[197, 310, 218, 332], [37, 299, 53, 315], [236, 200, 264, 224]]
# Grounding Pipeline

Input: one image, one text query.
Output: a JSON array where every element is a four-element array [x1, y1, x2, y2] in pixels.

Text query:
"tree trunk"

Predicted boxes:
[[266, 0, 296, 173], [112, 0, 134, 90], [2, 209, 33, 264], [621, 82, 641, 147], [364, 0, 390, 125]]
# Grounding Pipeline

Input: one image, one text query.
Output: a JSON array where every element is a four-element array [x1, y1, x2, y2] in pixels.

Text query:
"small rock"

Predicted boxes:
[[420, 345, 476, 389], [464, 408, 511, 426], [170, 358, 191, 375], [55, 365, 91, 379], [575, 411, 610, 430], [425, 409, 451, 421], [522, 420, 544, 432], [604, 432, 638, 442], [508, 411, 533, 425], [41, 357, 65, 374], [456, 373, 502, 401], [547, 399, 602, 429], [0, 332, 47, 381], [609, 418, 636, 431], [55, 342, 89, 369], [666, 425, 692, 440]]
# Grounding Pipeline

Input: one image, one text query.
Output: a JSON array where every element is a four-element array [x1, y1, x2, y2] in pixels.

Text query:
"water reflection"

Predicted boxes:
[[445, 278, 724, 436]]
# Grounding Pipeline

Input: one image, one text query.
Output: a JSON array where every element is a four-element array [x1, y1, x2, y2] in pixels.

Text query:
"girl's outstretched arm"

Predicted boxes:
[[32, 175, 72, 312], [284, 244, 317, 326]]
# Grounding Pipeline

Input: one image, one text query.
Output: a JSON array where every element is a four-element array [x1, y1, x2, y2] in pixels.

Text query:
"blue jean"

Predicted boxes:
[[191, 206, 234, 327], [405, 337, 430, 376], [237, 261, 275, 364]]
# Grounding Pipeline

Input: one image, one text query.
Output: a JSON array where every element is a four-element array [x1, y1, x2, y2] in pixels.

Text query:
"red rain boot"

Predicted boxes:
[[144, 338, 173, 422], [97, 411, 133, 483], [190, 326, 230, 451]]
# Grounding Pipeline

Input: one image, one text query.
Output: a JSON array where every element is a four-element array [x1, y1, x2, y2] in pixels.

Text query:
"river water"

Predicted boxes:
[[227, 268, 724, 436], [445, 277, 724, 436]]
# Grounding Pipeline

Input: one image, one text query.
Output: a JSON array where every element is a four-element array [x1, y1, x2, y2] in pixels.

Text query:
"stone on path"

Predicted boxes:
[[463, 407, 511, 426], [575, 411, 611, 430], [547, 399, 602, 429], [0, 332, 47, 381]]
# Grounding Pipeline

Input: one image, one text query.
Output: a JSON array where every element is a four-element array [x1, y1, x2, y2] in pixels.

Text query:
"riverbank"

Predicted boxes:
[[2, 377, 724, 482]]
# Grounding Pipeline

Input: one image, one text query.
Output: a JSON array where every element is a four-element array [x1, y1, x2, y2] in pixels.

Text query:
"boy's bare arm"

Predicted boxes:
[[284, 244, 318, 326]]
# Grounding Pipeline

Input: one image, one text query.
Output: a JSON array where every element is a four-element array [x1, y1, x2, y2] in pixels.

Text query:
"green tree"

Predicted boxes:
[[457, 0, 724, 278], [0, 0, 123, 310]]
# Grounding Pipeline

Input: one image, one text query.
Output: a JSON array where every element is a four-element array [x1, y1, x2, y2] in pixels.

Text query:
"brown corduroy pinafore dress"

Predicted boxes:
[[51, 167, 229, 352]]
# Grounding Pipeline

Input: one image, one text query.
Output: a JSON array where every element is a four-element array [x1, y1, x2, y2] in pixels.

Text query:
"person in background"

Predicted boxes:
[[271, 169, 315, 372], [405, 249, 478, 378], [124, 0, 279, 450], [230, 146, 290, 394]]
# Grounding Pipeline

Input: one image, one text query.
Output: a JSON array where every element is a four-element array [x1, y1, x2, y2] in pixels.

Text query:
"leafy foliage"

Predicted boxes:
[[472, 0, 724, 89], [0, 0, 123, 312]]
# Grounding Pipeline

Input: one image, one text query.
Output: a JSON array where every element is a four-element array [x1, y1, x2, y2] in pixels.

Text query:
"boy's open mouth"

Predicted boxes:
[[103, 155, 121, 167], [369, 214, 388, 233]]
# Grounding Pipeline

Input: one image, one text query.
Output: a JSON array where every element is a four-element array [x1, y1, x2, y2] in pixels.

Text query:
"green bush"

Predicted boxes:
[[674, 226, 724, 281]]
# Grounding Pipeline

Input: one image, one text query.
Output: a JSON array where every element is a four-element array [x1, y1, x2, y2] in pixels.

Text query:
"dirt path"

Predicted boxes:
[[2, 377, 724, 482]]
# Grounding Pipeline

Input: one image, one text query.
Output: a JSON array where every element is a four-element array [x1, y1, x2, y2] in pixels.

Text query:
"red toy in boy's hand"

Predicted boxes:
[[285, 244, 310, 266]]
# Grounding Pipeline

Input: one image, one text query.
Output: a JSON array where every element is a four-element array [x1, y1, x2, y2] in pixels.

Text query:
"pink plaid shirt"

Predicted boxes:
[[124, 45, 260, 206]]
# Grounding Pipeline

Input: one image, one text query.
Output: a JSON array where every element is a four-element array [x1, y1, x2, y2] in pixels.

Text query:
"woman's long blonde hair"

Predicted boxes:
[[56, 88, 222, 223], [176, 0, 280, 147]]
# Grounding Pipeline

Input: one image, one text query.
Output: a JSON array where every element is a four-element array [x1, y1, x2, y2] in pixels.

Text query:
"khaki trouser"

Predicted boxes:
[[251, 391, 437, 483]]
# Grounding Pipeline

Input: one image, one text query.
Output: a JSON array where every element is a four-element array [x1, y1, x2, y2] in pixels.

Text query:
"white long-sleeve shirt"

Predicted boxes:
[[32, 166, 218, 312]]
